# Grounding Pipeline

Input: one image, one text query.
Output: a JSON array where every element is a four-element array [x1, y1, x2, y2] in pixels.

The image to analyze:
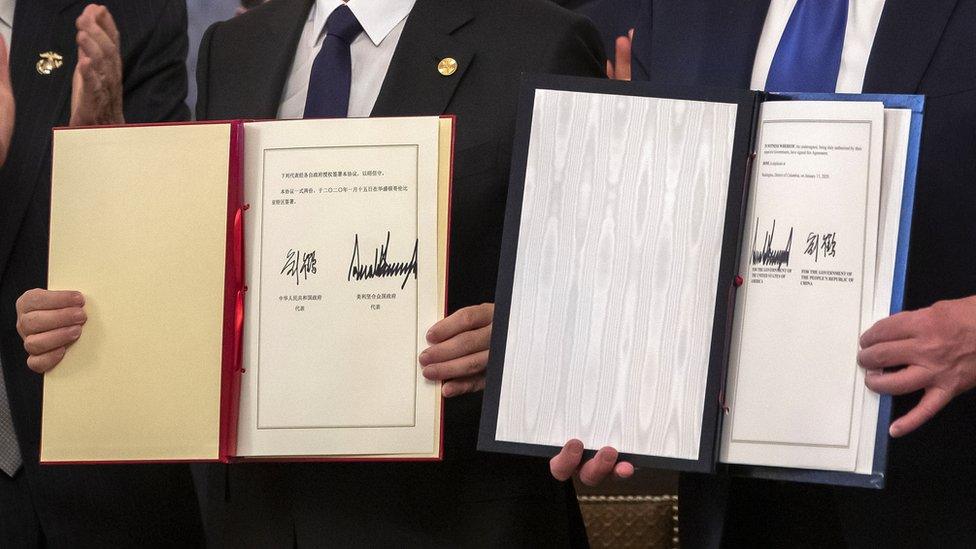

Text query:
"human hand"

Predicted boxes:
[[606, 29, 634, 81], [419, 303, 493, 398], [549, 439, 635, 486], [15, 290, 87, 373], [0, 36, 14, 166], [859, 296, 976, 437], [70, 4, 124, 126]]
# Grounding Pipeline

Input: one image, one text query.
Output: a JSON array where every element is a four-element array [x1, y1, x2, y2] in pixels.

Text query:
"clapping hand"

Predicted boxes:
[[70, 4, 124, 126], [606, 29, 634, 81], [0, 36, 13, 166]]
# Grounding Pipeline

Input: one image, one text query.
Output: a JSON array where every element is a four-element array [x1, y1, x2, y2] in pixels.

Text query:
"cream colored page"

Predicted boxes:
[[437, 117, 452, 309], [721, 101, 884, 471], [43, 124, 231, 462], [236, 118, 442, 458]]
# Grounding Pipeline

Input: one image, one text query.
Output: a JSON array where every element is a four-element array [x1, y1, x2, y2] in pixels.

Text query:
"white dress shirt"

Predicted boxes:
[[0, 0, 14, 48], [751, 0, 886, 93], [277, 0, 415, 119]]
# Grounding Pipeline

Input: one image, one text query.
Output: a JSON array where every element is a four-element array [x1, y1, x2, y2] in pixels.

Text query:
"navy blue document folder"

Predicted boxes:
[[478, 75, 923, 489]]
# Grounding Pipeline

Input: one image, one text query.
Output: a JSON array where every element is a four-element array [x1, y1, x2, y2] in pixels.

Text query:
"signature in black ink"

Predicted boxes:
[[348, 232, 418, 290], [750, 218, 793, 269], [281, 249, 318, 285], [804, 232, 838, 263]]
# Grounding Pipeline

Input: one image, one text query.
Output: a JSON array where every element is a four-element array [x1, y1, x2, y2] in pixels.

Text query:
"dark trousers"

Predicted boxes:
[[0, 469, 42, 548], [195, 461, 587, 549]]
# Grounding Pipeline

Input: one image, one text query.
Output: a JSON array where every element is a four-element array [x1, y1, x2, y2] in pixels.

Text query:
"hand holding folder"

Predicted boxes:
[[858, 295, 976, 438], [549, 440, 634, 486], [16, 290, 87, 373], [478, 76, 925, 489], [419, 302, 494, 398]]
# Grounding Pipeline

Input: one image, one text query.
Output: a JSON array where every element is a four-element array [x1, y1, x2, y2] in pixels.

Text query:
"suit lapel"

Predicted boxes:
[[694, 0, 770, 88], [0, 0, 81, 282], [237, 0, 313, 118], [14, 0, 81, 131], [370, 0, 474, 117], [863, 0, 959, 93]]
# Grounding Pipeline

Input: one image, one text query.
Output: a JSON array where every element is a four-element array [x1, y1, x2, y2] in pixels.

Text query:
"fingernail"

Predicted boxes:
[[426, 329, 434, 342], [74, 310, 87, 323], [73, 293, 84, 306], [70, 326, 82, 339], [422, 367, 436, 379], [601, 447, 618, 463], [442, 385, 455, 398], [889, 425, 901, 437], [418, 350, 429, 364], [568, 440, 584, 454]]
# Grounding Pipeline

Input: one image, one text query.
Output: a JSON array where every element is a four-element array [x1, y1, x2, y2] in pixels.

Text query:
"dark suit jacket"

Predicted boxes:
[[0, 1, 203, 546], [630, 1, 976, 547], [194, 0, 604, 546], [574, 0, 642, 64], [548, 0, 642, 64]]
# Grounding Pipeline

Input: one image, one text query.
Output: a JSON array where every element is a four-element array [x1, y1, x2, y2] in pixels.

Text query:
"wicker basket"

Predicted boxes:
[[578, 495, 679, 549]]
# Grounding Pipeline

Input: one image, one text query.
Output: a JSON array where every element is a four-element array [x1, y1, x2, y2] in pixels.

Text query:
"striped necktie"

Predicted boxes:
[[0, 358, 22, 476]]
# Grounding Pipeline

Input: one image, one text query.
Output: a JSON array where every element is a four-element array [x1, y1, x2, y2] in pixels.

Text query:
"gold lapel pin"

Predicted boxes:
[[36, 51, 64, 75], [437, 57, 458, 77]]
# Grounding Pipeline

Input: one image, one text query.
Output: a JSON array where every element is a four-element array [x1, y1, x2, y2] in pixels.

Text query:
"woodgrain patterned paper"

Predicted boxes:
[[494, 89, 737, 460]]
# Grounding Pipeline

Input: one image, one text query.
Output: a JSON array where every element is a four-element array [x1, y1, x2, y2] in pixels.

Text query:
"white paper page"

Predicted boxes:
[[237, 118, 442, 458], [721, 100, 885, 471], [852, 107, 911, 473], [494, 89, 738, 460]]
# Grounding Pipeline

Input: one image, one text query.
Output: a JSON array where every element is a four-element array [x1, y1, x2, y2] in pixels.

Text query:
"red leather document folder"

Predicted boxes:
[[42, 116, 454, 463]]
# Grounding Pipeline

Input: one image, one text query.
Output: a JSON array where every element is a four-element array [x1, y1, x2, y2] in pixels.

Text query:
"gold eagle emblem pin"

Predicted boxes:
[[36, 52, 64, 76]]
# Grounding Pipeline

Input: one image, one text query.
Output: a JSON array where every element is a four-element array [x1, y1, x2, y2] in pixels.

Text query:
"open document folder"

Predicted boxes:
[[42, 116, 454, 463], [479, 76, 922, 488]]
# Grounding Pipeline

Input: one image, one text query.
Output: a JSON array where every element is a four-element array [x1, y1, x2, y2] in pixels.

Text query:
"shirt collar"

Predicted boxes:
[[313, 0, 416, 47], [0, 0, 14, 30]]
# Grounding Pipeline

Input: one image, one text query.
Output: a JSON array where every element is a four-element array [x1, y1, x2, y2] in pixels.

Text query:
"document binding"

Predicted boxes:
[[478, 75, 924, 489], [41, 116, 455, 464]]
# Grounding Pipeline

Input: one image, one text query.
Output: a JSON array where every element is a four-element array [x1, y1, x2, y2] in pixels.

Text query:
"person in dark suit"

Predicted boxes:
[[561, 0, 640, 73], [552, 1, 976, 547], [19, 0, 605, 546], [196, 1, 602, 546], [0, 2, 203, 546]]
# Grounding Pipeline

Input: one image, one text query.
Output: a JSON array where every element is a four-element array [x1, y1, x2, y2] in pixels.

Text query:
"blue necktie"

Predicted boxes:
[[303, 5, 363, 118], [765, 0, 849, 93]]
